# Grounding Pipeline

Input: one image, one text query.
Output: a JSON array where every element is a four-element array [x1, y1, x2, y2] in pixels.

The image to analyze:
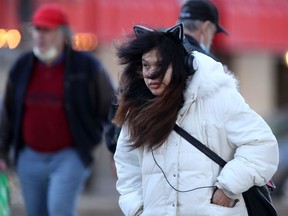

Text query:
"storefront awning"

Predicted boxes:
[[64, 0, 180, 43], [1, 0, 287, 54], [211, 0, 288, 54]]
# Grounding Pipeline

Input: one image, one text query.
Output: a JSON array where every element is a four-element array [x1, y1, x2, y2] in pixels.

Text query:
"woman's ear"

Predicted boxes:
[[166, 23, 184, 42], [133, 25, 153, 38]]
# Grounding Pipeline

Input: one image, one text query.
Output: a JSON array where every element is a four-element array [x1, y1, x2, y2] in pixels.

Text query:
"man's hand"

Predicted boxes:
[[211, 188, 238, 208], [0, 159, 7, 171]]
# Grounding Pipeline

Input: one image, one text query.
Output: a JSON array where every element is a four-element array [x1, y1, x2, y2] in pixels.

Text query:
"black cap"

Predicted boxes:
[[179, 0, 228, 34]]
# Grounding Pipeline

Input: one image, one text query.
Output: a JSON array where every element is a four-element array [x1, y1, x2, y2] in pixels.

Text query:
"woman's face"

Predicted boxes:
[[142, 49, 172, 96]]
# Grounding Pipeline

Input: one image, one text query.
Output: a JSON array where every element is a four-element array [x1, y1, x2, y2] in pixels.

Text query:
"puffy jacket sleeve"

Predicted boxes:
[[215, 89, 279, 199], [114, 125, 143, 216]]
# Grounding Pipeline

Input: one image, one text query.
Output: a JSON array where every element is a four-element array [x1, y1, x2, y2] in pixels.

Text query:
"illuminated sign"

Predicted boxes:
[[0, 29, 21, 49], [72, 33, 98, 51]]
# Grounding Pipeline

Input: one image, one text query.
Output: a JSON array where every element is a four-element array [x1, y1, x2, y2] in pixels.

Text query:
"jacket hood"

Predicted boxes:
[[184, 51, 238, 103]]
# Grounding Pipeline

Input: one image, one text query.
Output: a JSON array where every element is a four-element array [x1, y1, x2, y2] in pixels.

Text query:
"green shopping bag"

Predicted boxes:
[[0, 173, 10, 216]]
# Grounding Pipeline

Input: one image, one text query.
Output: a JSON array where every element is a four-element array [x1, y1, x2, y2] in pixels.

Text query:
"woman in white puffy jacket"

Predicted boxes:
[[113, 23, 279, 216]]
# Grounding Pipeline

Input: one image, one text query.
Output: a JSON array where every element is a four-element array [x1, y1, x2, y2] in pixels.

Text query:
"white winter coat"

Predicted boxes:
[[114, 51, 279, 216]]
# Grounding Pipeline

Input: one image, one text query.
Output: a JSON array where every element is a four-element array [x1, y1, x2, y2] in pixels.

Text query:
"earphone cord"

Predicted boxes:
[[152, 149, 215, 193]]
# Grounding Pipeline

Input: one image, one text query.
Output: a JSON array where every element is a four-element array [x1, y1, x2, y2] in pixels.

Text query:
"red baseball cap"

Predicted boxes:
[[32, 4, 69, 29]]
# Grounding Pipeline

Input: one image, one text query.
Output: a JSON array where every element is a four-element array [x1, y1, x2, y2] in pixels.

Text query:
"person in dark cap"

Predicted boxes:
[[0, 3, 114, 216], [178, 0, 227, 60]]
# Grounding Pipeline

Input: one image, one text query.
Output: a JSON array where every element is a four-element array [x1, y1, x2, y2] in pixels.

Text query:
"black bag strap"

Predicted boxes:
[[174, 124, 227, 168], [174, 124, 277, 192]]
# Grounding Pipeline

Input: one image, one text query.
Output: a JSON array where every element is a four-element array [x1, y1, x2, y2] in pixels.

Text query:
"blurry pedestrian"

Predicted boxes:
[[113, 23, 278, 215], [0, 3, 114, 216], [178, 0, 227, 60]]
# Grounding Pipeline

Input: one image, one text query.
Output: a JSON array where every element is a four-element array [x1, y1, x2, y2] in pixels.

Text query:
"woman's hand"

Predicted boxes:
[[211, 188, 238, 208]]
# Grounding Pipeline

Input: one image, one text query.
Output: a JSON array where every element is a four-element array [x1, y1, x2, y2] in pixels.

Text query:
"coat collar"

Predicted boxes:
[[176, 51, 238, 124], [183, 51, 238, 103]]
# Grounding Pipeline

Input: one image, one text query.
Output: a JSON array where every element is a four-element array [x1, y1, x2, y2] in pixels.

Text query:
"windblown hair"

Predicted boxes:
[[114, 29, 189, 150]]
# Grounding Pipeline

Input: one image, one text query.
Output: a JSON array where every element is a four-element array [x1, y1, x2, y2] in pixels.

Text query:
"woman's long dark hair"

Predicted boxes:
[[114, 29, 189, 150]]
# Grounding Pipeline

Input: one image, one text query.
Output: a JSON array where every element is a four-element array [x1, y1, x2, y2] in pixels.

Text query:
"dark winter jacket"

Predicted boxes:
[[0, 46, 115, 166], [104, 96, 121, 154], [184, 34, 219, 61]]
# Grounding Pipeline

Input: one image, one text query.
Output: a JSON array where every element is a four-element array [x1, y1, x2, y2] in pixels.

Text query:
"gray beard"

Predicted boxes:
[[33, 47, 58, 63]]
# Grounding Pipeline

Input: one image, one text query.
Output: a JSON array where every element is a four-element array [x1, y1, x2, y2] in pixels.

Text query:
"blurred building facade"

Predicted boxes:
[[0, 0, 288, 117], [211, 0, 288, 117]]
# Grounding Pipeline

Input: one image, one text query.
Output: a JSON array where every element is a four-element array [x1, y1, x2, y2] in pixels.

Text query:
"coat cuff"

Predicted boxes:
[[215, 182, 242, 200]]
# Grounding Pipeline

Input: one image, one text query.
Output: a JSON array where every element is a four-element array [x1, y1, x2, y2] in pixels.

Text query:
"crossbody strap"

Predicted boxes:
[[174, 124, 227, 168], [174, 124, 276, 190]]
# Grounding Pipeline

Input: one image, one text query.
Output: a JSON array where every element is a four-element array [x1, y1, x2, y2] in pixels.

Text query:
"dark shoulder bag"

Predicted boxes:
[[174, 124, 277, 216]]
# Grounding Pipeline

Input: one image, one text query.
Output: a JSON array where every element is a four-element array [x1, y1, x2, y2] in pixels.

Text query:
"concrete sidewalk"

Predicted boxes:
[[78, 193, 122, 216]]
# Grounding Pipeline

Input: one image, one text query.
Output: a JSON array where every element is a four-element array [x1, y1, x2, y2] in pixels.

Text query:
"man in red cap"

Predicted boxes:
[[0, 3, 115, 216], [31, 3, 70, 64]]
